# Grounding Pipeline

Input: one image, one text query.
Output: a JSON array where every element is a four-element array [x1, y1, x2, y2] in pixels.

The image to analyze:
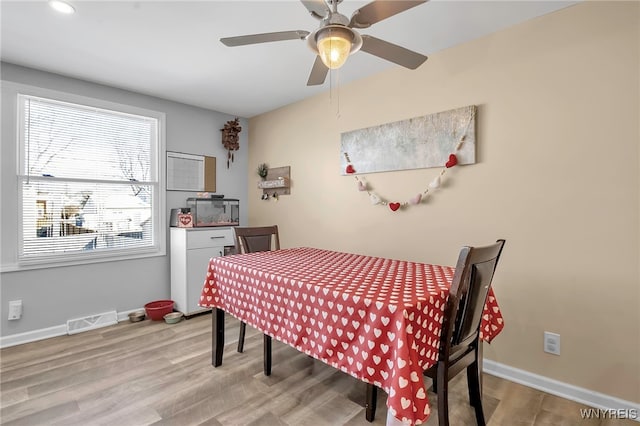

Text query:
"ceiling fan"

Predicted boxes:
[[220, 0, 429, 86]]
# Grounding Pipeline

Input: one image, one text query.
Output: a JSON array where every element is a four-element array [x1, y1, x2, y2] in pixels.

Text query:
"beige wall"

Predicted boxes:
[[248, 2, 639, 403]]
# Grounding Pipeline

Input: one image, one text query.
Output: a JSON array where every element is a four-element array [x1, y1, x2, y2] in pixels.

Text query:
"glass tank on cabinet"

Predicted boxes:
[[186, 198, 239, 227]]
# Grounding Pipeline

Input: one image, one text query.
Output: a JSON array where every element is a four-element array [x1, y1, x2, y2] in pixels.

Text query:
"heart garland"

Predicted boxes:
[[343, 107, 476, 211]]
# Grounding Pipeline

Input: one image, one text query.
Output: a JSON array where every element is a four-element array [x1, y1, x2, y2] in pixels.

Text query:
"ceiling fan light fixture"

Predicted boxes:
[[314, 26, 362, 70], [317, 27, 351, 69], [223, 0, 426, 86]]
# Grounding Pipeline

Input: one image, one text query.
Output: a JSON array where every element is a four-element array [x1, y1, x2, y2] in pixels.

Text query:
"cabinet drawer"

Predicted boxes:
[[187, 228, 234, 249]]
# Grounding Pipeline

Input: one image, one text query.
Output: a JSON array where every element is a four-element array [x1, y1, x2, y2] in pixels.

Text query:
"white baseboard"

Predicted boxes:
[[0, 308, 143, 349], [0, 324, 68, 348], [484, 359, 640, 422]]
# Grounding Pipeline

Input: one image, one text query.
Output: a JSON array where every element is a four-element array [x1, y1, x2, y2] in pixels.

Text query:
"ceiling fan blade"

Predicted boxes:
[[307, 56, 329, 86], [360, 35, 427, 69], [300, 0, 330, 19], [350, 1, 427, 29], [221, 30, 310, 47]]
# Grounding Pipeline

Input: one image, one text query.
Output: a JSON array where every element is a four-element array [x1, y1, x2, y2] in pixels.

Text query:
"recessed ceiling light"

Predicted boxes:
[[48, 0, 75, 15]]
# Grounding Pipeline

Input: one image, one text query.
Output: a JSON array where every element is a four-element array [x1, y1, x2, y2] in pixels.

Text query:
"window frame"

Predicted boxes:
[[13, 87, 166, 269]]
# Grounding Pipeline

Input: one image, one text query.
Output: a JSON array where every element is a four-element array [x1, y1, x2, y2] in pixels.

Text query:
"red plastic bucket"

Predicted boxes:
[[144, 300, 174, 321]]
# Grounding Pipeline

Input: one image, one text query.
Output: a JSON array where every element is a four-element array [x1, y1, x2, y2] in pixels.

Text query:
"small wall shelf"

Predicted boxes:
[[258, 177, 289, 189], [259, 166, 290, 196]]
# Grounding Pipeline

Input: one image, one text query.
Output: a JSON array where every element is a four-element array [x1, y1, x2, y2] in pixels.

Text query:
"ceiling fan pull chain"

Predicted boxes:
[[329, 69, 341, 118]]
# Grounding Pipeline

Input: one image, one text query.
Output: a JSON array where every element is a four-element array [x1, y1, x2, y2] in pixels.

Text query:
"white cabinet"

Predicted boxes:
[[170, 227, 234, 316]]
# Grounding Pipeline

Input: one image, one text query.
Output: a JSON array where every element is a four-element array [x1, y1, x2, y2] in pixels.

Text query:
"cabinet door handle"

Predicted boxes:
[[210, 236, 225, 239]]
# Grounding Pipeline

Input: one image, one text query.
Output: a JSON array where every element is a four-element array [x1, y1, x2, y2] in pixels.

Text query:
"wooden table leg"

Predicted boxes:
[[212, 308, 225, 367], [365, 383, 377, 422], [264, 334, 272, 376]]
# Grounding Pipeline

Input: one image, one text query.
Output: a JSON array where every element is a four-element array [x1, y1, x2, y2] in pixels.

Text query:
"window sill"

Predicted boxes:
[[1, 248, 166, 273]]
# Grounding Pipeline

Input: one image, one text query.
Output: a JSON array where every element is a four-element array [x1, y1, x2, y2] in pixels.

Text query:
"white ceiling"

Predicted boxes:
[[1, 0, 578, 118]]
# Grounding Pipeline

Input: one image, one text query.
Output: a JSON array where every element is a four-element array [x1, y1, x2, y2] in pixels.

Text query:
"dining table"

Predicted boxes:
[[199, 247, 504, 425]]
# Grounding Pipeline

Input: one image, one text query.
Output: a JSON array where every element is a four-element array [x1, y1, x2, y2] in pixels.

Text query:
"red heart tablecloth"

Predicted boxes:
[[200, 247, 504, 425]]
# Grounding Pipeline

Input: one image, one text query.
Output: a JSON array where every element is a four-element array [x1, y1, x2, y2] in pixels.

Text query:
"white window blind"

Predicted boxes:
[[18, 94, 162, 264]]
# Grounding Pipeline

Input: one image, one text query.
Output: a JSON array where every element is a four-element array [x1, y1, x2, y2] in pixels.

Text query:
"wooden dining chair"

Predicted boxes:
[[233, 225, 280, 375], [365, 239, 506, 426]]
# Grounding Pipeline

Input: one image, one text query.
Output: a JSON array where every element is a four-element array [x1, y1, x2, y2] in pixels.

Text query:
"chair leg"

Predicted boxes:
[[365, 383, 377, 422], [467, 362, 486, 425], [237, 321, 246, 353], [466, 344, 486, 425], [437, 364, 450, 426], [477, 341, 484, 397], [263, 334, 272, 376], [467, 363, 480, 407]]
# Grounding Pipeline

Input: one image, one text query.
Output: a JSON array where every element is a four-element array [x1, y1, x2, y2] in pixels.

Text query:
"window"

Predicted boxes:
[[17, 93, 165, 266]]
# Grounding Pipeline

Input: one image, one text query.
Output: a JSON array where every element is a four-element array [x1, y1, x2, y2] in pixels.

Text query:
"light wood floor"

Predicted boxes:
[[0, 313, 635, 426]]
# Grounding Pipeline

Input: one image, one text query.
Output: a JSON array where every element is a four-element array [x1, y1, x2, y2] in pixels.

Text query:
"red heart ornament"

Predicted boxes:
[[178, 213, 193, 227], [346, 164, 356, 174], [445, 154, 458, 168], [389, 203, 401, 211]]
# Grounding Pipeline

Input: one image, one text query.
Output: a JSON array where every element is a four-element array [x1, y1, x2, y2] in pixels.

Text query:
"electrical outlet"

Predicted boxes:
[[8, 300, 22, 320], [544, 331, 560, 355]]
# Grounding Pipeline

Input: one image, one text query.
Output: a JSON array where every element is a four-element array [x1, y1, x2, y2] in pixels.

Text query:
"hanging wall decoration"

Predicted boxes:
[[342, 105, 476, 211], [221, 118, 242, 168], [257, 166, 291, 199]]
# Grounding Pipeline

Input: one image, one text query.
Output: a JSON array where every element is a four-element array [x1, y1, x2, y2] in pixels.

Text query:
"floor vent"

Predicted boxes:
[[66, 311, 118, 335]]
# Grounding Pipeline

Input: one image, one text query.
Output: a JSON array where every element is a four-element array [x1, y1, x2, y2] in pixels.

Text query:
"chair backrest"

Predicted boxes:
[[440, 239, 506, 359], [234, 225, 280, 254]]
